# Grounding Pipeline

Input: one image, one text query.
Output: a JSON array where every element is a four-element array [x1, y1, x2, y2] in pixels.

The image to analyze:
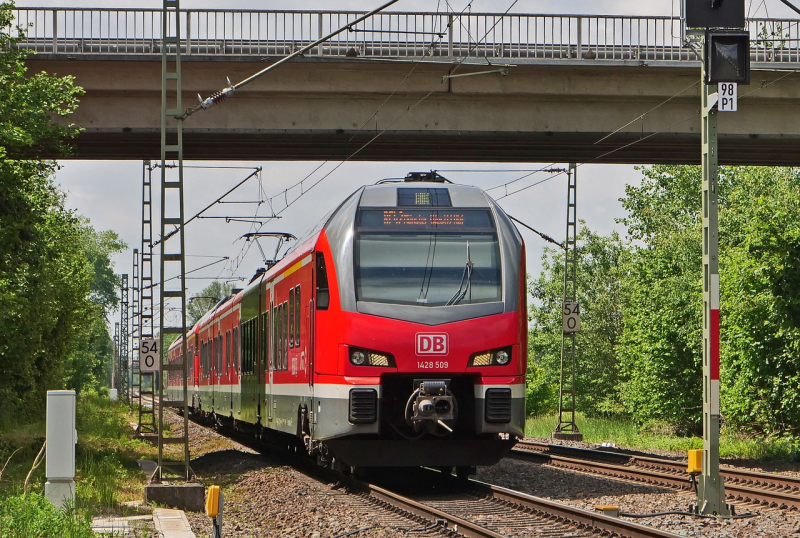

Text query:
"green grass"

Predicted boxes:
[[526, 413, 800, 461], [0, 392, 157, 525], [0, 493, 94, 538]]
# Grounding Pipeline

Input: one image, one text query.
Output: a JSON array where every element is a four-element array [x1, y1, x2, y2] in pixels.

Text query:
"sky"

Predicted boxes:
[[14, 0, 800, 332]]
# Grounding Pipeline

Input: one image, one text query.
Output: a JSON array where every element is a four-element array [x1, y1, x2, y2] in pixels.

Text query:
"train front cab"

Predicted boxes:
[[311, 182, 526, 468]]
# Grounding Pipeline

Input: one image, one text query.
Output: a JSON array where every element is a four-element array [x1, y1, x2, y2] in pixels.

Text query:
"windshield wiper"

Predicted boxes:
[[417, 233, 438, 304], [446, 241, 473, 306]]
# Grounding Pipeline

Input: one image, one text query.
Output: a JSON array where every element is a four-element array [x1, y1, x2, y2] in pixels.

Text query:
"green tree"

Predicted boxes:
[[718, 166, 800, 434], [0, 2, 82, 159], [188, 281, 234, 326], [617, 164, 800, 435], [63, 221, 125, 395], [617, 165, 716, 431], [0, 1, 86, 419], [528, 225, 629, 416]]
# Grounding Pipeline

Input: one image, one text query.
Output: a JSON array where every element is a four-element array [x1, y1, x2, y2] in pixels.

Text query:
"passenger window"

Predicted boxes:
[[283, 302, 289, 370], [316, 252, 329, 310], [272, 304, 278, 371], [251, 319, 257, 373], [217, 335, 222, 375], [289, 288, 295, 348], [225, 331, 231, 376], [242, 324, 249, 375], [280, 303, 286, 371], [261, 312, 269, 365], [202, 342, 207, 378], [295, 285, 301, 347], [233, 326, 239, 373]]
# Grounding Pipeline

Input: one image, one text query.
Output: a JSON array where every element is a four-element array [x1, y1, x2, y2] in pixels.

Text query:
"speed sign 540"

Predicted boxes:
[[563, 302, 581, 334], [140, 338, 160, 372]]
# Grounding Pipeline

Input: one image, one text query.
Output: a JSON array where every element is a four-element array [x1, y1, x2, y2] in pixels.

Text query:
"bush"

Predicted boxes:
[[526, 363, 555, 416], [0, 493, 93, 538]]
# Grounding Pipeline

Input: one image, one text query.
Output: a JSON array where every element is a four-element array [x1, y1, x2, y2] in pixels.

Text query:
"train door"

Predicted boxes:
[[265, 290, 273, 424], [193, 334, 200, 393], [232, 322, 240, 417], [307, 297, 314, 388], [240, 316, 257, 424], [211, 326, 218, 413]]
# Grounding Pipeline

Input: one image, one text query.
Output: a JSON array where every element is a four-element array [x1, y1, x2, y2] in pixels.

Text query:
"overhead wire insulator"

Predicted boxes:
[[200, 85, 235, 110]]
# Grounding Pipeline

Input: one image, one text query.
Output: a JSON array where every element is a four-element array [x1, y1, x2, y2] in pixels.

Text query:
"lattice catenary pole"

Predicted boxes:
[[120, 273, 130, 404], [155, 0, 191, 483], [137, 162, 157, 436], [131, 249, 140, 408], [553, 163, 582, 441]]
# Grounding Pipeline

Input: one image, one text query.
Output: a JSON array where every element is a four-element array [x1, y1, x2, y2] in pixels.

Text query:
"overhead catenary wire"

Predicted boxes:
[[593, 80, 700, 146], [220, 0, 517, 280], [489, 63, 800, 202], [152, 167, 263, 248], [507, 214, 564, 249], [144, 257, 229, 290], [182, 0, 404, 119]]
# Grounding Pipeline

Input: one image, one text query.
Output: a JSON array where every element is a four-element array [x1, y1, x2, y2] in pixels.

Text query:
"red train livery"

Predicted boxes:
[[168, 176, 527, 471]]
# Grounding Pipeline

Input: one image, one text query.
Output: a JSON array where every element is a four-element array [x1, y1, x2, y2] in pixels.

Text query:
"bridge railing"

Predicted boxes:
[[9, 8, 800, 64]]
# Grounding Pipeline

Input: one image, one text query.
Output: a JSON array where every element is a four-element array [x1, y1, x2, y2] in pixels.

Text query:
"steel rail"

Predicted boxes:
[[149, 398, 683, 536], [514, 440, 800, 511], [353, 480, 505, 538], [469, 478, 684, 538]]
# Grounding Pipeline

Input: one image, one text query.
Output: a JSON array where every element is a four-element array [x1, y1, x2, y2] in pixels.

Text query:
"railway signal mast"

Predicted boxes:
[[685, 0, 750, 517]]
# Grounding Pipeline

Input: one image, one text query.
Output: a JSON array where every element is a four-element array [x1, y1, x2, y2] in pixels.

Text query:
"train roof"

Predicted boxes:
[[358, 181, 493, 209]]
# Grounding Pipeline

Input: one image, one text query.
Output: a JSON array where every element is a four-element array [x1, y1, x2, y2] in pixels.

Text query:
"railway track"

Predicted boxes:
[[385, 473, 684, 538], [343, 467, 683, 537], [514, 440, 800, 512], [154, 403, 679, 537]]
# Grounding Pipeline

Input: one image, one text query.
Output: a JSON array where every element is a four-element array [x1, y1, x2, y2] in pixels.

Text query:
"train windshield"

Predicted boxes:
[[354, 209, 501, 307]]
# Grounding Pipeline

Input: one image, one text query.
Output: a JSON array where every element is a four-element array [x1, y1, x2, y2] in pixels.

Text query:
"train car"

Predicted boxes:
[[168, 173, 527, 470]]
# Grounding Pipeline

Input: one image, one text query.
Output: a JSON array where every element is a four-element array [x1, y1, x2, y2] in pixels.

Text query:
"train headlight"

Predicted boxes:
[[351, 350, 367, 365], [349, 347, 395, 367], [471, 352, 493, 366], [495, 350, 510, 365], [368, 353, 390, 367], [469, 347, 513, 367]]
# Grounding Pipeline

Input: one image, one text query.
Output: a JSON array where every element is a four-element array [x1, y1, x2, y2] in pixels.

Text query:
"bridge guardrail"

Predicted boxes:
[[9, 8, 800, 65]]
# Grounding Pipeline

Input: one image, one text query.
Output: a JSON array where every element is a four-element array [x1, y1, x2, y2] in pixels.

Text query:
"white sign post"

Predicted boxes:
[[140, 337, 160, 372], [719, 82, 737, 112]]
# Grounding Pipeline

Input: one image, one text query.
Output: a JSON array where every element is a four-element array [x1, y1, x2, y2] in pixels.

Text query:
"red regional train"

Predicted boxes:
[[167, 174, 527, 471]]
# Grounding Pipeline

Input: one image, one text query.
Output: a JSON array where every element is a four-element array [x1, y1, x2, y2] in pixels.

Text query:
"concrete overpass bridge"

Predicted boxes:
[[15, 7, 800, 164]]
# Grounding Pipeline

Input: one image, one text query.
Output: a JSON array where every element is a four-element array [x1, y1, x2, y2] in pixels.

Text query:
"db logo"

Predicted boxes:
[[416, 333, 448, 355]]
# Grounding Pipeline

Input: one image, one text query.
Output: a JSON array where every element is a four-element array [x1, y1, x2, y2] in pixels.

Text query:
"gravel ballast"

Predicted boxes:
[[168, 413, 800, 537]]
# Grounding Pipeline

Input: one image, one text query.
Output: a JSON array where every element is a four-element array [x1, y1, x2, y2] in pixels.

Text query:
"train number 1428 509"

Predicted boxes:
[[417, 361, 449, 369]]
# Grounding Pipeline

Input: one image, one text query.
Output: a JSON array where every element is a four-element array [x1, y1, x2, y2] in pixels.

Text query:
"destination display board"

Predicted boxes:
[[357, 209, 494, 232]]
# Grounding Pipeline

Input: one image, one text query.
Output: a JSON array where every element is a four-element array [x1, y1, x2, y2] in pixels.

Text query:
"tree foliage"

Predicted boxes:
[[0, 2, 122, 420], [528, 225, 628, 416], [528, 164, 800, 437], [0, 2, 82, 159], [188, 281, 235, 326], [718, 167, 800, 434]]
